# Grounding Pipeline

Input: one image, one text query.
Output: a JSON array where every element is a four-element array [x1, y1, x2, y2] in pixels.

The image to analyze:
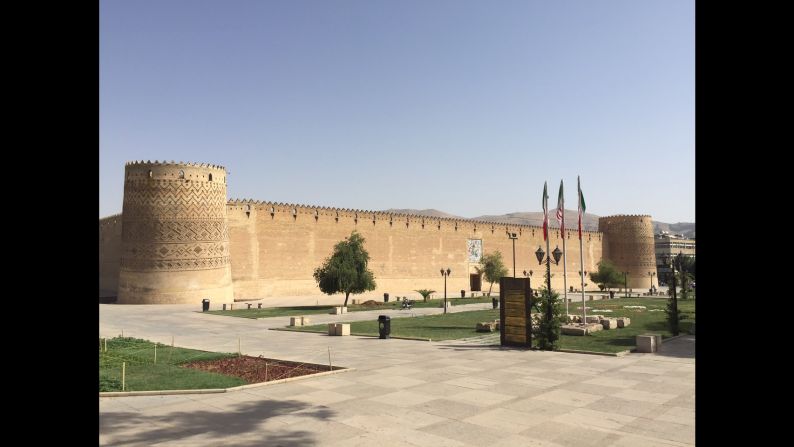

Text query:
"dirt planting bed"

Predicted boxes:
[[182, 356, 344, 384]]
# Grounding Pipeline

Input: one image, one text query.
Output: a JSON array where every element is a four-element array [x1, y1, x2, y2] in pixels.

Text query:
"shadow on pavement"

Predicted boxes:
[[100, 398, 332, 446]]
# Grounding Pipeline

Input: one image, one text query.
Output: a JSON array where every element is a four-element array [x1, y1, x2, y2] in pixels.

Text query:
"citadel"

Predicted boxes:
[[99, 161, 658, 305]]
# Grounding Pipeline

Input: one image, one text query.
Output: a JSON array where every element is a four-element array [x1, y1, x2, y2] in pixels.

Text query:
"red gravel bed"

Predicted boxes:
[[182, 356, 343, 384]]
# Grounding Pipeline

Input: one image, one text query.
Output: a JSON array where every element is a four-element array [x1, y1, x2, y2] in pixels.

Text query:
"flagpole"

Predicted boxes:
[[579, 230, 586, 325], [578, 176, 586, 326], [562, 227, 568, 317]]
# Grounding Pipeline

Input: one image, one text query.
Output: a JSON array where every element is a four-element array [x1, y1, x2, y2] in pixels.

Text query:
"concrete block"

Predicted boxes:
[[584, 323, 603, 333], [636, 334, 657, 353], [476, 322, 495, 332], [301, 317, 311, 325], [588, 295, 594, 301], [601, 318, 618, 329], [617, 317, 631, 328], [336, 323, 350, 336], [290, 316, 303, 326], [341, 306, 348, 314], [328, 323, 337, 335], [332, 307, 343, 315], [561, 324, 587, 336], [586, 315, 603, 324]]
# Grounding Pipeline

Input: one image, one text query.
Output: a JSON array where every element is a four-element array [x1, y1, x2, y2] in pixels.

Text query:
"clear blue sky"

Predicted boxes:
[[100, 0, 694, 223]]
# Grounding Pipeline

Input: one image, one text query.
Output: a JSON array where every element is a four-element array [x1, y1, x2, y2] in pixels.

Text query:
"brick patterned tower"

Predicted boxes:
[[598, 215, 657, 290], [117, 161, 234, 304]]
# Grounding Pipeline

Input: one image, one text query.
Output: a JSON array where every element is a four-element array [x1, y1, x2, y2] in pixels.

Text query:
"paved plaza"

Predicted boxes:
[[99, 300, 695, 446]]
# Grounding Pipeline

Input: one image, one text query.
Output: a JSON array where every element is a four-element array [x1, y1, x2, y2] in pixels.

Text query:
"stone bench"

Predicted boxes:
[[327, 323, 351, 336], [617, 317, 631, 328], [585, 315, 604, 324]]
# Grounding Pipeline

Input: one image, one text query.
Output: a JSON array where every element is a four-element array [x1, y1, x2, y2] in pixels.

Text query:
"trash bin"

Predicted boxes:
[[202, 299, 210, 312], [378, 315, 391, 339], [384, 293, 389, 302], [492, 297, 498, 309], [461, 290, 466, 298]]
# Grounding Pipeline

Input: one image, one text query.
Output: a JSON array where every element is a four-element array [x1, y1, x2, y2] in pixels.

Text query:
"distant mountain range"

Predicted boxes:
[[382, 208, 695, 238]]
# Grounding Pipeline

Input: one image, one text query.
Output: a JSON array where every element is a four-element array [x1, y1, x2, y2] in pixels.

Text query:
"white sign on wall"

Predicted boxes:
[[467, 239, 482, 262]]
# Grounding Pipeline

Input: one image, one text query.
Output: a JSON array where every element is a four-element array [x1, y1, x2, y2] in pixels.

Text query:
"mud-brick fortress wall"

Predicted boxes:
[[99, 160, 657, 304], [115, 161, 234, 304], [99, 214, 123, 298], [225, 201, 604, 300], [598, 215, 657, 289]]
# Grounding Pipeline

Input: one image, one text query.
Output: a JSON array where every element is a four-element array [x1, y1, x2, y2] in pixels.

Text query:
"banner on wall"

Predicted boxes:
[[467, 239, 482, 262]]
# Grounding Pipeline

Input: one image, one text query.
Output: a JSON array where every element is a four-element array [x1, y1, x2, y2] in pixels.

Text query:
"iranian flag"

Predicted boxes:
[[578, 176, 586, 240], [556, 180, 565, 238], [542, 181, 549, 241]]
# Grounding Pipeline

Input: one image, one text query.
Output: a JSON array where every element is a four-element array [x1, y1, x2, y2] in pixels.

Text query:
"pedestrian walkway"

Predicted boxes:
[[100, 303, 695, 446]]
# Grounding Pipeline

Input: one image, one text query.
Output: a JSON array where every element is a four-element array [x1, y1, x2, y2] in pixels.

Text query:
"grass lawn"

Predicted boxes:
[[206, 297, 495, 319], [558, 297, 695, 353], [291, 309, 502, 341], [99, 337, 245, 392], [288, 297, 695, 353]]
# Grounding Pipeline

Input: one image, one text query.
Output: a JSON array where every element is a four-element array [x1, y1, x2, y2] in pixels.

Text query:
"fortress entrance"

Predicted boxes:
[[470, 273, 481, 292]]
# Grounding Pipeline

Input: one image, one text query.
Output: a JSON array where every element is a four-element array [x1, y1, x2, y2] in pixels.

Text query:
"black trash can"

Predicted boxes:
[[202, 299, 210, 312], [492, 297, 498, 309], [461, 290, 466, 298], [384, 293, 389, 302], [258, 303, 262, 309], [378, 315, 391, 339]]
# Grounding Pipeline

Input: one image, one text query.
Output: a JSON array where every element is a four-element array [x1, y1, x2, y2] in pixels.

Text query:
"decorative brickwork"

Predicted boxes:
[[117, 161, 234, 304], [598, 215, 657, 289]]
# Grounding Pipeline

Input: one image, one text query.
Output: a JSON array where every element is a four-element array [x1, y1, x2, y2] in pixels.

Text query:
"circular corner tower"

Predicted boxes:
[[598, 215, 657, 290], [117, 161, 234, 304]]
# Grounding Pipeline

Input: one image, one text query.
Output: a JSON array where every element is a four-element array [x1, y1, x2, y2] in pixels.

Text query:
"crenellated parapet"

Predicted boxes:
[[225, 199, 604, 239]]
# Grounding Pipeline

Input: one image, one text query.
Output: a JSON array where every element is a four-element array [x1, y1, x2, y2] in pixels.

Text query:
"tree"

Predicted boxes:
[[480, 251, 508, 295], [534, 286, 562, 351], [414, 289, 436, 302], [589, 260, 623, 291], [313, 231, 376, 307]]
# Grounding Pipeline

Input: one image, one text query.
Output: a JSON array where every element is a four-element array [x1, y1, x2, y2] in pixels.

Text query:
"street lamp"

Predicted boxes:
[[440, 268, 451, 315], [648, 271, 656, 294], [621, 271, 629, 298], [535, 245, 563, 329], [507, 232, 518, 277], [523, 270, 533, 278], [660, 254, 679, 335]]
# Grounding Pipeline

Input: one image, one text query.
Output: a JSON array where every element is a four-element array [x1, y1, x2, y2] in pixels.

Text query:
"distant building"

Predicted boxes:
[[654, 231, 695, 284]]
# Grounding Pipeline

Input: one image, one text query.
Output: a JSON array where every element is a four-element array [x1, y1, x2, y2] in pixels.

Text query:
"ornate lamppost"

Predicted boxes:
[[648, 271, 656, 294], [440, 268, 451, 315], [622, 271, 629, 298], [535, 245, 563, 328]]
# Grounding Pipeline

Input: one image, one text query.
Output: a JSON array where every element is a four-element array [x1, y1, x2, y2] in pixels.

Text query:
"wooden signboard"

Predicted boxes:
[[499, 277, 532, 348]]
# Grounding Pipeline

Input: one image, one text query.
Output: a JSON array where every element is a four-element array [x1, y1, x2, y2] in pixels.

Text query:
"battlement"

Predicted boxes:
[[225, 199, 603, 236], [125, 160, 226, 171]]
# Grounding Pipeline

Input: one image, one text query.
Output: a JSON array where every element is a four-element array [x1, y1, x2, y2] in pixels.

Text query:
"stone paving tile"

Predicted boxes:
[[518, 420, 619, 447], [562, 382, 630, 397], [619, 365, 673, 375], [368, 390, 439, 407], [443, 376, 498, 390], [554, 365, 605, 376], [464, 407, 548, 433], [582, 396, 665, 419], [533, 389, 604, 407], [654, 406, 696, 426], [581, 377, 640, 389], [414, 398, 484, 421], [611, 389, 677, 405], [621, 418, 696, 445], [609, 433, 694, 446], [501, 365, 551, 376], [328, 382, 397, 399], [552, 407, 637, 430], [357, 374, 428, 389], [289, 389, 358, 406], [503, 397, 578, 419], [510, 375, 568, 389], [444, 389, 518, 407], [489, 434, 566, 447], [630, 381, 694, 396], [299, 376, 358, 390], [419, 419, 513, 446]]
